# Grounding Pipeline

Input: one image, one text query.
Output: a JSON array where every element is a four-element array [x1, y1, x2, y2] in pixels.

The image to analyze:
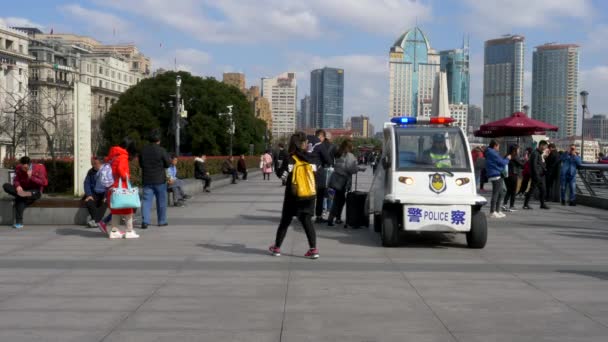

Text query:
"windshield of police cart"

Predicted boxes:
[[395, 127, 470, 172]]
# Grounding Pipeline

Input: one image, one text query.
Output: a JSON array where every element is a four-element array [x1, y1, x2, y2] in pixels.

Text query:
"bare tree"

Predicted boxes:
[[0, 84, 28, 159]]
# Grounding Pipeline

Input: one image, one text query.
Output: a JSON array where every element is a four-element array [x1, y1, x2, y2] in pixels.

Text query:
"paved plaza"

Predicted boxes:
[[0, 171, 608, 341]]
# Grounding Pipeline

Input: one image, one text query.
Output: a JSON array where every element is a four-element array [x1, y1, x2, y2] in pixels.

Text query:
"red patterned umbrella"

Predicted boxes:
[[474, 112, 558, 138]]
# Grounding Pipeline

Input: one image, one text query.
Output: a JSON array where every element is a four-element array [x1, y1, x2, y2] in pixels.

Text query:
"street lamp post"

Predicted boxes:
[[227, 105, 234, 156], [580, 90, 589, 162], [175, 75, 182, 156]]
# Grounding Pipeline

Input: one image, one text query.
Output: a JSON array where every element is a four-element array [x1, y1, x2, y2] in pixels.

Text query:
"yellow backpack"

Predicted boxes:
[[291, 155, 316, 199]]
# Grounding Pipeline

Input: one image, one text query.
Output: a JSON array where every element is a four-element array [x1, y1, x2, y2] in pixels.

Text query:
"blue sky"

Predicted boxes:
[[2, 0, 607, 131]]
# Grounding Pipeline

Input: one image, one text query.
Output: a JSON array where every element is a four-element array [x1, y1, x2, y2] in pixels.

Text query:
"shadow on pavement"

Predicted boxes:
[[554, 228, 608, 241], [197, 243, 269, 256], [56, 228, 106, 238], [557, 270, 608, 280], [239, 215, 281, 223]]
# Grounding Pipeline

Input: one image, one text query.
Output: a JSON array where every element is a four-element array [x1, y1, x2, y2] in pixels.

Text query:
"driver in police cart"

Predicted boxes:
[[422, 133, 452, 168]]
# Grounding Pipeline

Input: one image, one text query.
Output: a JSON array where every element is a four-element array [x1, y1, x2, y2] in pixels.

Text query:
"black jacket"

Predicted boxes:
[[530, 149, 546, 182], [274, 149, 288, 177], [194, 158, 208, 179], [508, 156, 525, 177], [545, 150, 560, 178], [139, 143, 171, 185]]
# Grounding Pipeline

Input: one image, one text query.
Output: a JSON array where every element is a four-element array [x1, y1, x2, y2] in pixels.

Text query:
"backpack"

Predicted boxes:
[[291, 155, 316, 199], [94, 162, 114, 193]]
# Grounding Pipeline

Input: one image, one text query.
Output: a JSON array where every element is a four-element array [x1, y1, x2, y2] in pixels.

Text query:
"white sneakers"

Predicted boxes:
[[124, 230, 140, 239], [490, 212, 506, 219], [108, 230, 123, 239]]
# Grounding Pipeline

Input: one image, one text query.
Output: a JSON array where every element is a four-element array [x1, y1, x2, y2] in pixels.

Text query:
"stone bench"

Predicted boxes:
[[0, 170, 260, 226]]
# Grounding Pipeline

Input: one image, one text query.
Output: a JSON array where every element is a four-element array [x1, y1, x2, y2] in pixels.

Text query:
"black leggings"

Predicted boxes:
[[263, 173, 270, 180], [503, 175, 518, 208], [274, 213, 316, 249]]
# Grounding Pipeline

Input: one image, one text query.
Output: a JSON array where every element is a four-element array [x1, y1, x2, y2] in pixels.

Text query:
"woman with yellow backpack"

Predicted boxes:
[[269, 132, 319, 259]]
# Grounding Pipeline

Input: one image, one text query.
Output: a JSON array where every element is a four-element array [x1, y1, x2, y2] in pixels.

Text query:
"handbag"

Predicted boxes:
[[110, 177, 141, 209], [328, 172, 348, 191]]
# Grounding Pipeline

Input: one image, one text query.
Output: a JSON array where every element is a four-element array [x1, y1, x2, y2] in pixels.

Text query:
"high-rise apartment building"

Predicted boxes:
[[483, 35, 525, 122], [261, 72, 297, 139], [389, 27, 440, 117], [0, 25, 33, 160], [467, 105, 483, 134], [583, 114, 608, 141], [440, 43, 470, 105], [351, 115, 371, 138], [247, 86, 272, 132], [532, 43, 579, 139], [223, 72, 246, 92], [310, 67, 344, 129]]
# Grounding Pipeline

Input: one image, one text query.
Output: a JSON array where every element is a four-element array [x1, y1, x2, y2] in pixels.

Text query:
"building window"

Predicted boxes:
[[18, 82, 22, 92], [99, 66, 103, 74], [111, 70, 115, 78], [99, 80, 102, 87]]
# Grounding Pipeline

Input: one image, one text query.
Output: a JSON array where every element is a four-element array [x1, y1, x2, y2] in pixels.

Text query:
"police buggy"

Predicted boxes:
[[367, 116, 488, 248]]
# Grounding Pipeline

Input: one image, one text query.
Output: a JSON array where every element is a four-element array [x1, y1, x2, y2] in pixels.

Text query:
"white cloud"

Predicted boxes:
[[0, 17, 44, 29], [152, 48, 213, 76], [60, 4, 131, 42], [462, 0, 592, 36], [580, 66, 608, 112], [95, 0, 430, 43]]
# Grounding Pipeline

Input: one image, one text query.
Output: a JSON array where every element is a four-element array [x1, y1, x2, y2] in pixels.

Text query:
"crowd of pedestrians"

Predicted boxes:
[[473, 139, 585, 219]]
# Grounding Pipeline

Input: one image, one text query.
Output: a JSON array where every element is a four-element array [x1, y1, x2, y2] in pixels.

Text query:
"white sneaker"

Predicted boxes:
[[87, 220, 98, 228], [490, 212, 502, 219], [108, 230, 124, 239], [497, 212, 506, 218], [124, 230, 140, 239]]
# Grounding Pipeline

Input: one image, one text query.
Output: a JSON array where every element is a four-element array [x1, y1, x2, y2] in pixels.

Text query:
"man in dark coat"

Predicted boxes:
[[83, 157, 107, 228], [194, 154, 211, 192], [310, 129, 333, 223], [524, 140, 549, 210], [139, 129, 171, 229], [544, 143, 560, 202], [222, 156, 238, 184]]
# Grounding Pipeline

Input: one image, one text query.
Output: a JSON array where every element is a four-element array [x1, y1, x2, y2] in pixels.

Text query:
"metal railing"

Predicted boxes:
[[576, 164, 608, 208]]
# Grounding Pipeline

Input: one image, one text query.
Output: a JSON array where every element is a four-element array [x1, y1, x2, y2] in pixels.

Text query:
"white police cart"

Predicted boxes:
[[367, 116, 488, 248]]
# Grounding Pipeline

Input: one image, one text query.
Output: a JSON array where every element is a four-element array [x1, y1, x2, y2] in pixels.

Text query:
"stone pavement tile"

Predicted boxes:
[[518, 279, 608, 302], [140, 296, 284, 312], [0, 329, 107, 342], [285, 293, 430, 315], [282, 312, 448, 335], [0, 311, 129, 329], [0, 295, 145, 311], [103, 330, 279, 342], [27, 281, 160, 297], [282, 332, 456, 342], [120, 311, 283, 331], [404, 271, 515, 280], [0, 269, 63, 284], [435, 309, 608, 335], [173, 270, 287, 280], [0, 283, 37, 298], [454, 332, 608, 342], [155, 281, 285, 298], [286, 277, 417, 299]]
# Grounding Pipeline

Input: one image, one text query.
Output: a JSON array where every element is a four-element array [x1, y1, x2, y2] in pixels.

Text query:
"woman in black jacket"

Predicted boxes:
[[269, 132, 318, 259], [502, 144, 524, 211], [194, 153, 211, 192]]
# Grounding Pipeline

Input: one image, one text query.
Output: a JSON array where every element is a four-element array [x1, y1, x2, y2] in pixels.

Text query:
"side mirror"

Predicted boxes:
[[382, 155, 390, 169]]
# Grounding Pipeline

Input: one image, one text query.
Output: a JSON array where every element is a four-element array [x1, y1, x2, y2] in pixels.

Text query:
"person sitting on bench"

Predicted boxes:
[[2, 156, 48, 229], [83, 157, 108, 228], [194, 153, 212, 192], [221, 156, 238, 184], [167, 154, 190, 207]]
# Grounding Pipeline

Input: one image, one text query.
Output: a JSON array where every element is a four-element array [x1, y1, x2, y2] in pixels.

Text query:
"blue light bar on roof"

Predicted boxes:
[[391, 116, 417, 125]]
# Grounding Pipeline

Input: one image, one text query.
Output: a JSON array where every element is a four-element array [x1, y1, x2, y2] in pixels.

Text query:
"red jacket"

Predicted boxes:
[[13, 163, 48, 192]]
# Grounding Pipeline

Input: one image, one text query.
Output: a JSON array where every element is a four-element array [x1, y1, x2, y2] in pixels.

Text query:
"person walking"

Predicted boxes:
[[106, 137, 139, 239], [139, 130, 171, 229], [261, 150, 273, 180], [560, 144, 582, 206], [194, 154, 211, 192], [83, 157, 107, 228], [268, 132, 319, 259], [517, 147, 534, 197], [2, 156, 47, 229], [524, 140, 550, 210], [327, 140, 360, 227], [274, 143, 288, 185], [502, 145, 524, 212], [485, 140, 511, 218], [237, 155, 248, 181]]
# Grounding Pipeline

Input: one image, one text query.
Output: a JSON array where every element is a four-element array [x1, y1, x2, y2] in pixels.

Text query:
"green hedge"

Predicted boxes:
[[2, 156, 261, 194]]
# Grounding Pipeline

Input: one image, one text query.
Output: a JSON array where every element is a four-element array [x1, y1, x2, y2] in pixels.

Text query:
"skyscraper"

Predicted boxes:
[[389, 27, 440, 117], [467, 105, 483, 134], [222, 73, 246, 92], [583, 114, 608, 140], [532, 43, 579, 139], [310, 67, 344, 129], [261, 72, 297, 139], [440, 43, 470, 105], [351, 115, 370, 138], [300, 95, 311, 129], [483, 35, 525, 122]]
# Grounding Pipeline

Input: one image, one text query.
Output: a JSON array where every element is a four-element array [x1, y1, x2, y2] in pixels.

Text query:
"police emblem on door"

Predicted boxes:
[[429, 173, 446, 194]]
